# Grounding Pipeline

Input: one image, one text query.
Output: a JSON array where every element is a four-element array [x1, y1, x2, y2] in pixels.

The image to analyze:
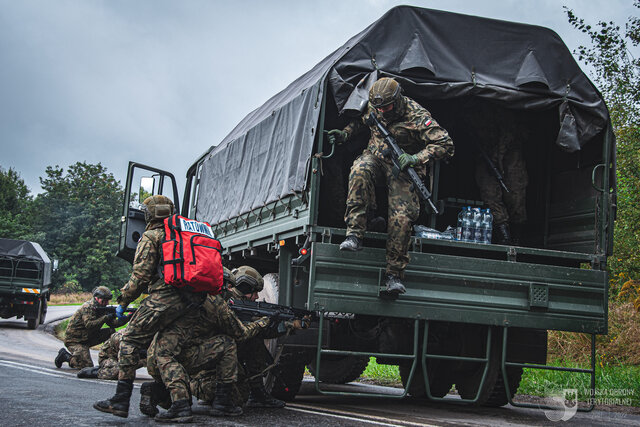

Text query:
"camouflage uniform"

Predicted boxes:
[[470, 108, 528, 226], [96, 331, 146, 380], [116, 221, 201, 381], [63, 299, 114, 369], [146, 294, 269, 403], [344, 97, 455, 276]]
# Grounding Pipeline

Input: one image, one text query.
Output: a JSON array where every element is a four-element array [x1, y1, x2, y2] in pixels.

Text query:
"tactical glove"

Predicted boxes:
[[105, 313, 117, 328], [398, 153, 418, 170], [115, 304, 127, 320], [327, 129, 348, 144]]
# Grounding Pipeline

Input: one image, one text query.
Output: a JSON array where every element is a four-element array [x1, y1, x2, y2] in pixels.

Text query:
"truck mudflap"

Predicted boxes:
[[308, 242, 607, 335]]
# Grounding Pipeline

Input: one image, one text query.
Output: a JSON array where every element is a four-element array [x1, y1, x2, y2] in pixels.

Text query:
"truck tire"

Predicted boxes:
[[27, 300, 41, 330], [399, 361, 453, 398], [39, 298, 47, 324], [308, 355, 369, 384], [268, 349, 307, 401]]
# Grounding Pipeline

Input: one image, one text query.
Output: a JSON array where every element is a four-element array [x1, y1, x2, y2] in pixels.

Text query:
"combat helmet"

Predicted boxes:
[[369, 77, 405, 122], [222, 266, 236, 289], [232, 266, 264, 295], [92, 286, 112, 300], [141, 195, 174, 224]]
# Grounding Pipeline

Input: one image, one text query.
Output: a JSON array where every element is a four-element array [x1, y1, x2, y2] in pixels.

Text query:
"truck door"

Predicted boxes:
[[117, 162, 180, 263]]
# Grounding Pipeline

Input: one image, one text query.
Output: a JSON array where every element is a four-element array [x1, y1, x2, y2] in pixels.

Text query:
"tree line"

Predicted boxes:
[[0, 162, 130, 292]]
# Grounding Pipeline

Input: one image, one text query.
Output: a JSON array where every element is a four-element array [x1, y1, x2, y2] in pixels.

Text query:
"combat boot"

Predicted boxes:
[[246, 383, 286, 408], [140, 380, 171, 417], [155, 399, 193, 423], [77, 366, 99, 378], [210, 382, 243, 416], [381, 274, 406, 296], [494, 222, 511, 245], [339, 235, 362, 252], [54, 347, 71, 368], [93, 379, 133, 418], [368, 216, 387, 233]]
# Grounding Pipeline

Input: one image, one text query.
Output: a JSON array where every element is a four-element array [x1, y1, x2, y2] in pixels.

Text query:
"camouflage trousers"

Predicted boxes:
[[190, 364, 249, 407], [345, 151, 420, 277], [475, 144, 528, 225], [118, 287, 192, 380], [148, 334, 238, 402], [97, 358, 119, 380], [65, 328, 113, 369]]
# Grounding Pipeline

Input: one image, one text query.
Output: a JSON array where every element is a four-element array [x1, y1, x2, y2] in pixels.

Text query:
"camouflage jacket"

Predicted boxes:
[[64, 299, 110, 344], [344, 96, 455, 171], [118, 221, 172, 306], [148, 294, 269, 364]]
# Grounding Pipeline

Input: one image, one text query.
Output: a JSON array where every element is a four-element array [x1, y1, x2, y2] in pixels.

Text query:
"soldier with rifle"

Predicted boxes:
[[55, 286, 129, 369], [328, 77, 454, 295], [465, 105, 529, 245]]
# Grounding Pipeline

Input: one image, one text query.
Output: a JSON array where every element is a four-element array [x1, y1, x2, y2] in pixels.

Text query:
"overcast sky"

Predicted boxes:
[[0, 0, 636, 197]]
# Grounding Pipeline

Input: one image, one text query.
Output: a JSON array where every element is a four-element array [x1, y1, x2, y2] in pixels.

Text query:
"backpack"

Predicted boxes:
[[161, 214, 224, 295]]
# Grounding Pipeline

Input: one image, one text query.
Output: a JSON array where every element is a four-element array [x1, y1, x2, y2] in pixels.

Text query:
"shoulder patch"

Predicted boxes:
[[425, 119, 432, 127]]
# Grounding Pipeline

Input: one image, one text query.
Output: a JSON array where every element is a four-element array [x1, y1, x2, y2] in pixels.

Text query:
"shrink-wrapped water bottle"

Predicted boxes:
[[481, 209, 493, 244], [462, 207, 473, 242], [456, 207, 467, 241], [472, 208, 483, 243]]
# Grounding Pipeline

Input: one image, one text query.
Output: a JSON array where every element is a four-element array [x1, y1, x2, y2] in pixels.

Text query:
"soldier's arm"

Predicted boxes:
[[343, 114, 369, 141], [118, 232, 157, 306], [414, 113, 455, 164], [82, 306, 110, 330], [212, 297, 270, 342]]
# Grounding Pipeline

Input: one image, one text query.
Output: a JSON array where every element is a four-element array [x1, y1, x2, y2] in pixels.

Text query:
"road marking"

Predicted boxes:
[[286, 403, 440, 427], [0, 359, 141, 388]]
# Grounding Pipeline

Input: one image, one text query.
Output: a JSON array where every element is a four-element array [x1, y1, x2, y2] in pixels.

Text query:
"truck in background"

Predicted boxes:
[[0, 239, 52, 329], [117, 6, 614, 409]]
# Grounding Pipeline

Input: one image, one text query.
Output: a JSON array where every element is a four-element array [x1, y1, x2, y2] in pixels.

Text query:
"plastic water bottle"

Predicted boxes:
[[462, 207, 473, 242], [472, 208, 483, 243], [456, 207, 467, 241], [481, 209, 493, 244]]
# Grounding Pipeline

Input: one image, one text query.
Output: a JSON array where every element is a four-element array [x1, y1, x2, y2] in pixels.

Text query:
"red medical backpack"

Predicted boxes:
[[161, 214, 224, 295]]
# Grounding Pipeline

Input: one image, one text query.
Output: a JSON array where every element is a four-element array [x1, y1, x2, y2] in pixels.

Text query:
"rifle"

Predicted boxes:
[[365, 112, 440, 214], [476, 143, 510, 193], [94, 306, 138, 317], [227, 299, 315, 325]]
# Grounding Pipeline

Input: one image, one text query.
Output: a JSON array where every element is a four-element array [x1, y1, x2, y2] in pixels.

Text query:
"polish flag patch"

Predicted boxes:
[[425, 119, 432, 126]]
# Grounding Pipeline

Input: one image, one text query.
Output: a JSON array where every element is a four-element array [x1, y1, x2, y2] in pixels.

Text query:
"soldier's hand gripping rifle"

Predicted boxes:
[[365, 112, 440, 214], [227, 299, 314, 330]]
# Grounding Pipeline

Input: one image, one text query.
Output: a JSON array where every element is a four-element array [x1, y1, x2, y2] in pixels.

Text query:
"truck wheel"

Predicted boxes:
[[39, 298, 47, 324], [399, 360, 453, 398], [27, 300, 41, 330], [268, 349, 307, 401], [308, 355, 370, 384], [455, 326, 502, 405]]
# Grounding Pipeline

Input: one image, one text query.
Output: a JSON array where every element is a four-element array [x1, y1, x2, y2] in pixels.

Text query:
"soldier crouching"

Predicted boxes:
[[55, 286, 118, 369]]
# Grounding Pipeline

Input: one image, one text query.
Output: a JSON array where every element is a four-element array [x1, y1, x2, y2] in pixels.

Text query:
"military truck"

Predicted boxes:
[[0, 239, 52, 329], [118, 7, 614, 409]]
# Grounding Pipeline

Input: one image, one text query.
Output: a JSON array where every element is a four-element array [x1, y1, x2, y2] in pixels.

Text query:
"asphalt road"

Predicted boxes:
[[1, 307, 639, 426]]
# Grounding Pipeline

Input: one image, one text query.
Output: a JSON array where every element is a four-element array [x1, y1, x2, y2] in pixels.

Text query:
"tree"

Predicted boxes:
[[566, 2, 640, 300], [33, 162, 130, 291], [0, 166, 36, 239]]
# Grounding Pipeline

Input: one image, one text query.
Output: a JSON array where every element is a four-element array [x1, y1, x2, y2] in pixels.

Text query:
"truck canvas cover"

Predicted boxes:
[[0, 239, 52, 286], [196, 5, 610, 225]]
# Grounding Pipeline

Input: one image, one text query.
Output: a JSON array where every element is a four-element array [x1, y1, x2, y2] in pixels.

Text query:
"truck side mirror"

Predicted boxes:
[[52, 259, 59, 271]]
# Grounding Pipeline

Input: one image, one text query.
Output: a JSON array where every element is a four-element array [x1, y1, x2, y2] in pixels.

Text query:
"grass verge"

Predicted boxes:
[[518, 359, 640, 406]]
